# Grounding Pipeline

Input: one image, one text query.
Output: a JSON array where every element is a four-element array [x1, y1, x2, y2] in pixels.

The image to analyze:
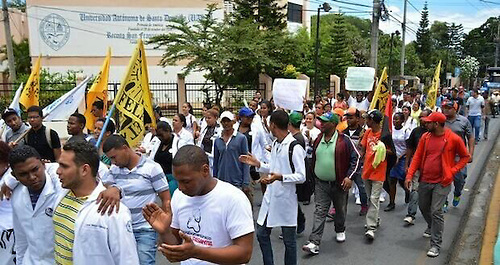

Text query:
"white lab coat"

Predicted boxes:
[[257, 133, 306, 227], [52, 183, 139, 265], [171, 127, 194, 157], [10, 164, 61, 265]]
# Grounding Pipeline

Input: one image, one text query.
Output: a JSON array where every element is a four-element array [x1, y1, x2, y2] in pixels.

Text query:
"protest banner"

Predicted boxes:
[[426, 60, 442, 110], [345, 67, 375, 91], [19, 56, 41, 110], [85, 48, 111, 130], [370, 67, 390, 113], [43, 77, 91, 121], [272, 79, 308, 111]]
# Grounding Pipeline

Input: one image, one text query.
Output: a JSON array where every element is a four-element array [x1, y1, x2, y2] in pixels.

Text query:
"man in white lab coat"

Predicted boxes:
[[53, 140, 139, 265], [240, 110, 306, 265]]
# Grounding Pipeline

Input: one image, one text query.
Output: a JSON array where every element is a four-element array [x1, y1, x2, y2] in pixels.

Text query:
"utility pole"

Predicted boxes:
[[401, 0, 407, 76], [2, 0, 16, 81], [370, 0, 381, 70], [314, 8, 321, 99], [495, 17, 499, 67]]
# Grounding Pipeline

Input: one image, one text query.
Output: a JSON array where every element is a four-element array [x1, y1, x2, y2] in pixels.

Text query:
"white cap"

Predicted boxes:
[[219, 111, 235, 122]]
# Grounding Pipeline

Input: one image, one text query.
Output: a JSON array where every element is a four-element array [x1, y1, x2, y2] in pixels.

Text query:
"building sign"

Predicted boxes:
[[28, 6, 224, 56]]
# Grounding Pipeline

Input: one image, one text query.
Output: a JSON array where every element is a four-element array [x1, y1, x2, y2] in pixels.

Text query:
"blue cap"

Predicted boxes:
[[239, 107, 255, 117]]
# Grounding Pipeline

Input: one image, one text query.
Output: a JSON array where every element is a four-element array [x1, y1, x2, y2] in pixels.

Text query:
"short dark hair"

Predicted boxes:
[[0, 141, 11, 164], [394, 112, 405, 120], [96, 118, 115, 134], [176, 113, 187, 128], [92, 101, 104, 110], [421, 109, 432, 116], [27, 105, 43, 117], [156, 121, 172, 132], [9, 145, 41, 169], [270, 110, 289, 130], [63, 140, 100, 178], [103, 134, 129, 153], [173, 145, 209, 171], [70, 113, 86, 126]]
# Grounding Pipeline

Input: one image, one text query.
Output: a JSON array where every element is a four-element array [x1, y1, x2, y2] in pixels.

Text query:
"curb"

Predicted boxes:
[[448, 119, 500, 265]]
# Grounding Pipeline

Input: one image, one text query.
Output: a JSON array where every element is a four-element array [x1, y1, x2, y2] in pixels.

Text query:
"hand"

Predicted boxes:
[[0, 184, 12, 201], [158, 231, 197, 262], [41, 159, 51, 164], [136, 147, 147, 153], [8, 142, 17, 148], [468, 156, 473, 163], [341, 178, 352, 191], [239, 153, 260, 168], [143, 202, 172, 235], [260, 173, 281, 184], [96, 187, 121, 215], [404, 179, 411, 191]]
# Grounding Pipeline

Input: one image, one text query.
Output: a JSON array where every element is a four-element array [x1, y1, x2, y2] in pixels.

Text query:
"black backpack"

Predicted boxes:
[[287, 140, 314, 202]]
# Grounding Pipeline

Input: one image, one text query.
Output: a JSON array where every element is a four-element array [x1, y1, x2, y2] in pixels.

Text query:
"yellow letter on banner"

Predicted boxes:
[[19, 55, 41, 110], [369, 67, 390, 114], [85, 47, 111, 130], [114, 39, 156, 147], [426, 60, 442, 110]]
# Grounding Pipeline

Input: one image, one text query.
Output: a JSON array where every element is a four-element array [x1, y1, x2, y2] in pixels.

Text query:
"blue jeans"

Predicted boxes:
[[134, 228, 158, 265], [453, 166, 467, 197], [257, 218, 297, 265], [468, 115, 481, 142]]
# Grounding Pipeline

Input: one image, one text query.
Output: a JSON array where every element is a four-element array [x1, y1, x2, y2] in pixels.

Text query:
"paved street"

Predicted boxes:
[[157, 117, 500, 265]]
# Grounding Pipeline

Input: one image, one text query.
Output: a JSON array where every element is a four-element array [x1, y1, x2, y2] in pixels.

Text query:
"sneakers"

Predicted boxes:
[[452, 196, 461, 207], [427, 246, 439, 257], [336, 232, 346, 242], [423, 228, 431, 238], [403, 216, 415, 225], [355, 197, 361, 205], [384, 203, 395, 212], [443, 201, 449, 213], [365, 230, 375, 240], [359, 206, 368, 216], [302, 241, 319, 255], [379, 194, 386, 203]]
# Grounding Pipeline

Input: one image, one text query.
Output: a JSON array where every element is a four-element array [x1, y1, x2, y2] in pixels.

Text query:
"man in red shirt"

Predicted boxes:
[[405, 112, 469, 258]]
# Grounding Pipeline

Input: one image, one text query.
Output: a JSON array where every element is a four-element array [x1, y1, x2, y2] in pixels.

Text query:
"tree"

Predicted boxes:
[[231, 0, 287, 30], [1, 38, 31, 77], [8, 0, 26, 11], [323, 14, 353, 80], [415, 3, 432, 68], [459, 55, 479, 89], [463, 16, 499, 76]]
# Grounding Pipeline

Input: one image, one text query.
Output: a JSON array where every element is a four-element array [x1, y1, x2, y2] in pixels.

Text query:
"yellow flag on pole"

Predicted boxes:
[[369, 67, 391, 113], [113, 39, 156, 147], [85, 48, 111, 130], [19, 55, 41, 110], [426, 60, 442, 110]]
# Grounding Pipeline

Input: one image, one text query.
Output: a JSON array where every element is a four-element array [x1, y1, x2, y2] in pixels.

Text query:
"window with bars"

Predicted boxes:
[[287, 3, 303, 23]]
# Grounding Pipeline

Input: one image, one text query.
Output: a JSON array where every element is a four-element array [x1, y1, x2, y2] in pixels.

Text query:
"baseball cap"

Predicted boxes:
[[367, 109, 383, 123], [318, 112, 340, 124], [422, 112, 446, 123], [238, 107, 255, 118], [289, 111, 303, 127], [219, 111, 235, 121], [441, 99, 458, 110], [2, 108, 18, 120], [345, 107, 359, 117]]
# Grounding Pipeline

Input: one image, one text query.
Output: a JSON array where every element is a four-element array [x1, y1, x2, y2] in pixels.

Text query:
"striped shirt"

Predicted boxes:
[[53, 192, 88, 265], [102, 155, 169, 230]]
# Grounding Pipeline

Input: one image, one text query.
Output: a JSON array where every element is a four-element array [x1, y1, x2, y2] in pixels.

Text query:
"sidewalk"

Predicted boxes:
[[479, 167, 500, 264]]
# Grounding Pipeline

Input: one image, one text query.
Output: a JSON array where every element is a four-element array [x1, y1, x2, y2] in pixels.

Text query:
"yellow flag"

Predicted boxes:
[[426, 60, 442, 110], [369, 67, 390, 113], [85, 48, 111, 130], [113, 39, 156, 147], [19, 55, 41, 110]]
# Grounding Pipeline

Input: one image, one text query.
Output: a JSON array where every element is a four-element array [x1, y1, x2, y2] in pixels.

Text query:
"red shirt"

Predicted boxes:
[[421, 134, 446, 183], [361, 129, 387, 181]]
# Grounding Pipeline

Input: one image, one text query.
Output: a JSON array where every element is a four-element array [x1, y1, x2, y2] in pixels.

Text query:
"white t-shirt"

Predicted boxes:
[[348, 96, 370, 111], [185, 113, 198, 134], [392, 126, 411, 158], [466, 96, 485, 116], [0, 169, 15, 265], [171, 180, 254, 265]]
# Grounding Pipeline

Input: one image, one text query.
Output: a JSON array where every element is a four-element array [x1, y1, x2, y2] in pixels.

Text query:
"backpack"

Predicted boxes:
[[25, 127, 53, 149], [287, 140, 314, 202]]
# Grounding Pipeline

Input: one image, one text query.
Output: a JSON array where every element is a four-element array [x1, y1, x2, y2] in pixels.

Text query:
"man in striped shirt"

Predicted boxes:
[[101, 135, 170, 265]]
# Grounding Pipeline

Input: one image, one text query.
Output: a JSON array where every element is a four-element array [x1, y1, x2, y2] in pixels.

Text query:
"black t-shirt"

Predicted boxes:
[[406, 126, 427, 151], [26, 125, 61, 162], [201, 126, 216, 154], [154, 142, 173, 175], [239, 126, 253, 153]]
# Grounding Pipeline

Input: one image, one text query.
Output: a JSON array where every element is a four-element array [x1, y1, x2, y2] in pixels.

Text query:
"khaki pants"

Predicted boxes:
[[364, 179, 384, 232]]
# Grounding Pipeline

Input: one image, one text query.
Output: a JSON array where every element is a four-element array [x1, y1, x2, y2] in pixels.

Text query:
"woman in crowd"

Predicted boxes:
[[401, 105, 417, 130], [410, 101, 422, 127], [384, 112, 411, 211], [196, 108, 221, 174], [149, 121, 178, 196], [181, 102, 198, 136], [314, 102, 324, 129], [257, 100, 274, 145], [333, 93, 348, 110], [171, 113, 194, 157]]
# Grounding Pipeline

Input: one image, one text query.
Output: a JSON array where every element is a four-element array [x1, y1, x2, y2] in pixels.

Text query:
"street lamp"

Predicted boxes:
[[388, 30, 400, 89], [314, 2, 332, 99]]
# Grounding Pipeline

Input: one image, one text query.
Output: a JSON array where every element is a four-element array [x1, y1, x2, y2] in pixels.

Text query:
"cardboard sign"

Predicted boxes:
[[272, 79, 308, 111], [346, 67, 376, 91]]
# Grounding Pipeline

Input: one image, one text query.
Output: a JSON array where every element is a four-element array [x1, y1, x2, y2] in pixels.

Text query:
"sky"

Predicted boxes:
[[308, 0, 500, 43]]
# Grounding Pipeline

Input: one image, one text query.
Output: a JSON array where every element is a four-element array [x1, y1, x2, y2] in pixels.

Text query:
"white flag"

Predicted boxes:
[[43, 77, 91, 121]]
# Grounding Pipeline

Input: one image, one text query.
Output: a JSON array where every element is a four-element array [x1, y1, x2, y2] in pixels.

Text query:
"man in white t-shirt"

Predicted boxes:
[[143, 145, 254, 265], [466, 89, 485, 143]]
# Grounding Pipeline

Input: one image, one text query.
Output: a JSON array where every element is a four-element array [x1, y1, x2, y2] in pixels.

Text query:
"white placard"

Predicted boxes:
[[345, 67, 376, 91], [272, 79, 308, 111], [27, 5, 224, 57]]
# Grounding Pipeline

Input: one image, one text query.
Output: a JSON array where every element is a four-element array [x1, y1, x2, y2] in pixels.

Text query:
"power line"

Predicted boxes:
[[406, 0, 422, 15]]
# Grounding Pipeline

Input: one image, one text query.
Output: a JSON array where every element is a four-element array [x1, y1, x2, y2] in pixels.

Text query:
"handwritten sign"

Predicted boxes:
[[346, 67, 376, 91], [273, 79, 308, 111]]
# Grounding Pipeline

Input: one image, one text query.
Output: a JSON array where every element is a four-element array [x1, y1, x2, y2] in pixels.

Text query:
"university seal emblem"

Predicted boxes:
[[39, 13, 70, 51]]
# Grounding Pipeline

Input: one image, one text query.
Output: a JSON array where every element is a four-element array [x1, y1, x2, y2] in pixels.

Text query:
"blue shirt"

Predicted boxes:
[[213, 131, 250, 187]]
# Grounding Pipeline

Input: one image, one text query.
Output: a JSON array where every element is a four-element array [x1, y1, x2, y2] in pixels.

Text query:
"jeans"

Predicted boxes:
[[453, 166, 467, 197], [364, 179, 384, 232], [257, 218, 297, 265], [407, 173, 420, 218], [468, 115, 481, 142], [484, 116, 490, 139], [308, 179, 348, 245], [418, 182, 451, 250], [353, 171, 368, 207], [134, 228, 158, 265]]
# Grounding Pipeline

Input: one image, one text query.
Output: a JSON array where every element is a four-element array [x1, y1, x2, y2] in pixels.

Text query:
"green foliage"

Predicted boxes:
[[1, 38, 31, 76], [231, 0, 287, 30], [8, 0, 26, 12], [462, 16, 499, 77], [459, 55, 480, 88], [283, 65, 300, 79], [323, 14, 353, 80], [415, 4, 432, 68]]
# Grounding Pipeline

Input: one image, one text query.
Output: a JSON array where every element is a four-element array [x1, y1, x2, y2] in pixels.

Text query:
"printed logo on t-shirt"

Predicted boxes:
[[184, 209, 214, 247], [187, 209, 202, 233]]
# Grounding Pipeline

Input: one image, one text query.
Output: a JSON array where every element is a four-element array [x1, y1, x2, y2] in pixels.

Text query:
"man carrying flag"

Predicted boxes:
[[85, 48, 110, 131], [19, 56, 41, 110]]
